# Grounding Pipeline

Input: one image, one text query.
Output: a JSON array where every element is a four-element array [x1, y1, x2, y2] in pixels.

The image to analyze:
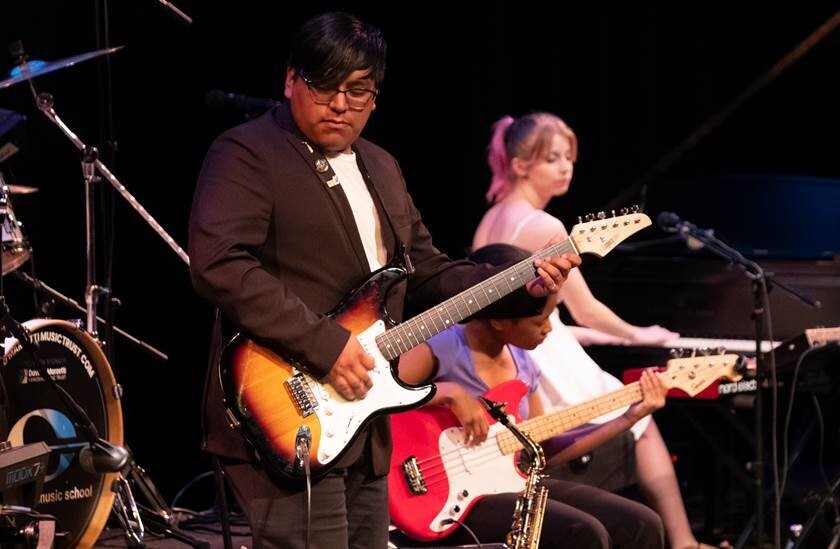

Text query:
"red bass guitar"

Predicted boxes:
[[389, 353, 745, 541]]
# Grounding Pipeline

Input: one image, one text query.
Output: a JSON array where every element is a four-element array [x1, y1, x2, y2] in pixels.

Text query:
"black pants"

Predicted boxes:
[[440, 478, 663, 549], [546, 430, 637, 493], [222, 457, 388, 549]]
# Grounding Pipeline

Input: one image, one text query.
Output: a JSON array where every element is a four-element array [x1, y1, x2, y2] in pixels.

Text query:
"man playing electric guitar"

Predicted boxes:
[[189, 14, 579, 548]]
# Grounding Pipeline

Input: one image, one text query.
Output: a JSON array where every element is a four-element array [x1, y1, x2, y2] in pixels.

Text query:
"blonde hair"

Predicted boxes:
[[485, 113, 578, 204]]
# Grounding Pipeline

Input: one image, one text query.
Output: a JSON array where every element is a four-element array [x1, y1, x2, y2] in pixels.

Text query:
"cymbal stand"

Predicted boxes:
[[12, 270, 168, 362], [28, 86, 189, 332], [81, 145, 105, 338], [22, 72, 202, 547]]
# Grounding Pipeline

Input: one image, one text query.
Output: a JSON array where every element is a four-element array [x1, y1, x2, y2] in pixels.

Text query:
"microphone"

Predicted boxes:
[[205, 90, 278, 114], [656, 211, 685, 233], [657, 211, 706, 249], [78, 440, 130, 474]]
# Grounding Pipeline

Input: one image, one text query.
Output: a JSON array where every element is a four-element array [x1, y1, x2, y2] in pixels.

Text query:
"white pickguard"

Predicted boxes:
[[428, 420, 526, 533], [307, 320, 434, 464]]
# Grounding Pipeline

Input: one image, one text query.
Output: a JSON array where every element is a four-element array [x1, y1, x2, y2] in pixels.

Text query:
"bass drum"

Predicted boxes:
[[3, 319, 123, 549]]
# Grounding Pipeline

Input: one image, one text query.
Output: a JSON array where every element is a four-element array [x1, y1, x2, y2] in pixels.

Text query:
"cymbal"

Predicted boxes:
[[6, 184, 39, 194], [0, 46, 124, 90]]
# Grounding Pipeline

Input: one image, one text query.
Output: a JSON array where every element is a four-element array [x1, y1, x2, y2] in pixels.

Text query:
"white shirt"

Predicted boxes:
[[327, 151, 387, 271]]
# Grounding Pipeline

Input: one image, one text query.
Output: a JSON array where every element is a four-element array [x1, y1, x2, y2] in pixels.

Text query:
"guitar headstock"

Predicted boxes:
[[569, 206, 651, 257], [661, 353, 745, 397]]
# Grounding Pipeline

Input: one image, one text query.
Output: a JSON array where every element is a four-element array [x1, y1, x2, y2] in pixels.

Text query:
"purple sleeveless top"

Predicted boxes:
[[426, 325, 541, 419]]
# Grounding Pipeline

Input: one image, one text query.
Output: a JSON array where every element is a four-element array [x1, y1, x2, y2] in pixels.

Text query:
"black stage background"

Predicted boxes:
[[1, 0, 839, 511]]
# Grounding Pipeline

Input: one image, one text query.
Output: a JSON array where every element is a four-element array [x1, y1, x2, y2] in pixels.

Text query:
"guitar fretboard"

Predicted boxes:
[[496, 380, 644, 455], [375, 239, 577, 361]]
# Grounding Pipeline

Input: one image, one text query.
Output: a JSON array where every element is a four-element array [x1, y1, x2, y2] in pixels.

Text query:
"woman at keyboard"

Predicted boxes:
[[472, 112, 727, 549]]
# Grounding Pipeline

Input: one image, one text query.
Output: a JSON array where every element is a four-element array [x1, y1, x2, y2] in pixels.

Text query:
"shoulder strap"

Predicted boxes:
[[509, 210, 544, 241]]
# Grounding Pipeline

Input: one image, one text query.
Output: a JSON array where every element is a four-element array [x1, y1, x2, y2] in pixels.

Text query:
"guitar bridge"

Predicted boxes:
[[402, 455, 428, 495], [285, 373, 318, 417]]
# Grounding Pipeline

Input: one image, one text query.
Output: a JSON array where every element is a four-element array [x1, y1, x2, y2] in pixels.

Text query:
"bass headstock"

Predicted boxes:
[[661, 352, 745, 397]]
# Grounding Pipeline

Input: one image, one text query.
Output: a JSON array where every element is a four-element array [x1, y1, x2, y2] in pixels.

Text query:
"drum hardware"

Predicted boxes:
[[6, 185, 38, 195], [0, 164, 133, 546], [2, 41, 184, 343], [0, 42, 125, 91], [0, 175, 33, 277], [12, 271, 168, 362], [3, 43, 202, 548], [112, 474, 144, 547], [3, 318, 135, 548], [107, 450, 214, 549], [155, 0, 194, 26], [22, 70, 188, 340], [0, 313, 127, 547], [0, 304, 129, 475]]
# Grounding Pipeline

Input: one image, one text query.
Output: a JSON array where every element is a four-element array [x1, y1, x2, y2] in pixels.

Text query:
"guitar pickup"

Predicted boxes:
[[402, 455, 428, 495], [285, 373, 318, 417]]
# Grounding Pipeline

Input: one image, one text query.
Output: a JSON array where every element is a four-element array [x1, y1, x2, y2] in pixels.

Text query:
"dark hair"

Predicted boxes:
[[287, 12, 386, 88], [466, 244, 546, 321]]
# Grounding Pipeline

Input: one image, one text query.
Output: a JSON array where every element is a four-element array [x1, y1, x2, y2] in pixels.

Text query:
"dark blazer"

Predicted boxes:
[[189, 104, 494, 476]]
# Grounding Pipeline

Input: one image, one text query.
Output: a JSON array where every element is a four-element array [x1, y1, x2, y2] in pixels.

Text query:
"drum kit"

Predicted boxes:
[[0, 44, 194, 548]]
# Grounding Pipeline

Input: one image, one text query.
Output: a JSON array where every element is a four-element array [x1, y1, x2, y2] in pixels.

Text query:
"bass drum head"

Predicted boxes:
[[3, 319, 123, 549]]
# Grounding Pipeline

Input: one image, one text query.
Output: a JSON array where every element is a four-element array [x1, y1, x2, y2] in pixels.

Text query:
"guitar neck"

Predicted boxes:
[[376, 239, 577, 361], [496, 380, 644, 455]]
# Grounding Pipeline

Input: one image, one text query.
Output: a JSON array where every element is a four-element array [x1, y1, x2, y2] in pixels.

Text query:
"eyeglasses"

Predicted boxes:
[[299, 73, 378, 110]]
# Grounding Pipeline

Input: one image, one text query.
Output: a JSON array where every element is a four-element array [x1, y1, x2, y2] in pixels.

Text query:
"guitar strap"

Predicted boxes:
[[295, 131, 413, 274], [352, 148, 414, 275]]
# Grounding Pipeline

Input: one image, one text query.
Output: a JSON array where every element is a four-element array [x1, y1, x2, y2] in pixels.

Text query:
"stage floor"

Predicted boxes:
[[94, 519, 251, 548]]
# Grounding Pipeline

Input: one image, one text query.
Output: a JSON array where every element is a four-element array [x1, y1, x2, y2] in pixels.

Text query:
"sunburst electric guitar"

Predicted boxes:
[[389, 353, 746, 541], [221, 210, 651, 479]]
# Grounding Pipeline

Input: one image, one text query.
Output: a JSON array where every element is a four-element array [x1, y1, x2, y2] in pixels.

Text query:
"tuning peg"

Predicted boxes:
[[597, 211, 606, 220], [699, 347, 713, 356], [611, 209, 616, 217], [619, 207, 629, 215], [690, 348, 698, 357], [669, 348, 681, 359], [578, 215, 583, 224], [715, 346, 726, 355], [630, 205, 640, 213]]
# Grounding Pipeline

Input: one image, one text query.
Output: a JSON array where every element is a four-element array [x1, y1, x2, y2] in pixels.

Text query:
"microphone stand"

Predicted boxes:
[[670, 220, 820, 548]]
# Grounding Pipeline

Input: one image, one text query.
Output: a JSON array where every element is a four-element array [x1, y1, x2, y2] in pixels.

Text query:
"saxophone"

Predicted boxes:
[[480, 397, 549, 549]]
